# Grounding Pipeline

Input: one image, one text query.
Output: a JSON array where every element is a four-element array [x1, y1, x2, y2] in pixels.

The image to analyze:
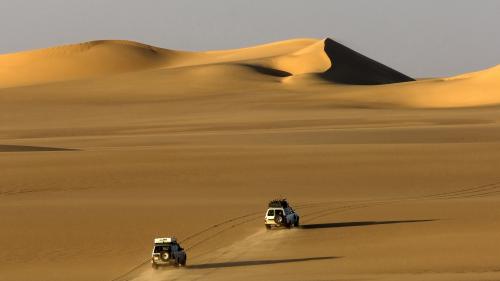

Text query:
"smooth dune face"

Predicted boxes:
[[247, 39, 332, 75], [1, 38, 500, 281], [0, 41, 187, 87], [1, 38, 499, 108], [321, 38, 415, 84], [0, 38, 324, 88]]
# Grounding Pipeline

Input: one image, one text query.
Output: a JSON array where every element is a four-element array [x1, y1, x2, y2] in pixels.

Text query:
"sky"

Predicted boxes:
[[1, 0, 499, 77]]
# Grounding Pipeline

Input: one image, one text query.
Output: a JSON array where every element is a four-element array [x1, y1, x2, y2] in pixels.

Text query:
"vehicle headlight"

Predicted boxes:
[[153, 256, 159, 260]]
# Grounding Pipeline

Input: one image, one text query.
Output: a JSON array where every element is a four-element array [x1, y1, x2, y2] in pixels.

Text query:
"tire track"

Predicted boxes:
[[111, 179, 500, 281], [183, 202, 323, 254], [180, 211, 261, 244], [0, 186, 95, 197], [110, 212, 263, 281], [301, 180, 500, 223], [112, 203, 326, 280]]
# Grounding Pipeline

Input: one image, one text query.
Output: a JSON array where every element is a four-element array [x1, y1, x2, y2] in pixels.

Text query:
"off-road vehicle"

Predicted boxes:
[[264, 199, 300, 229], [151, 237, 187, 269]]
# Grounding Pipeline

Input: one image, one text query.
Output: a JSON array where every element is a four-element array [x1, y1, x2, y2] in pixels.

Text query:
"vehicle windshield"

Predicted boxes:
[[267, 209, 275, 216], [154, 245, 170, 253]]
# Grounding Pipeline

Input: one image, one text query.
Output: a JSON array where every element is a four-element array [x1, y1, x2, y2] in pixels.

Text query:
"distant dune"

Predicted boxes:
[[0, 40, 192, 87], [1, 38, 498, 108], [321, 38, 415, 84]]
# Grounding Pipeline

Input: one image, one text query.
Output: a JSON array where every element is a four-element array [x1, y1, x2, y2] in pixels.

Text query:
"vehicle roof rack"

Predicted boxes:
[[154, 237, 176, 244], [268, 199, 289, 208]]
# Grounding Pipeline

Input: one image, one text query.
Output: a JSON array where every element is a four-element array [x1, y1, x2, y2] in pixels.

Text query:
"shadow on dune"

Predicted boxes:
[[0, 145, 78, 152], [320, 38, 415, 85], [300, 219, 436, 230], [241, 64, 292, 77], [188, 256, 339, 270]]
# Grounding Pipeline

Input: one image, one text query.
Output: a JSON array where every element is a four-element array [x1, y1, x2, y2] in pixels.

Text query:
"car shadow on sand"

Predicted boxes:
[[0, 145, 78, 152], [299, 219, 436, 230], [187, 256, 339, 270]]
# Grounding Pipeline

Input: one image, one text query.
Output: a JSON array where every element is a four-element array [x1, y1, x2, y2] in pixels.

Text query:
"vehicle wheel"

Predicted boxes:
[[159, 252, 169, 263], [294, 217, 300, 227], [265, 224, 271, 230], [181, 257, 187, 267], [151, 263, 158, 270], [161, 252, 169, 260], [274, 215, 283, 225]]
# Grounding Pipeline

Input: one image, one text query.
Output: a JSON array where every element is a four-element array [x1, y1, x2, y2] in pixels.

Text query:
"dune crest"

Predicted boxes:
[[231, 38, 416, 84], [321, 38, 415, 84], [0, 38, 499, 108], [0, 38, 416, 88], [0, 40, 189, 88], [246, 40, 332, 76]]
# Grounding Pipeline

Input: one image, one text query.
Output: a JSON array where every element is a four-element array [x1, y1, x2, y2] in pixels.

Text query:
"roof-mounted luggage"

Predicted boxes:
[[268, 199, 289, 208]]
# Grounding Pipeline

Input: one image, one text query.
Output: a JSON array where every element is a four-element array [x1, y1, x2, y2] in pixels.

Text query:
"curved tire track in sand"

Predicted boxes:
[[302, 180, 500, 222], [111, 203, 324, 281], [111, 180, 500, 281]]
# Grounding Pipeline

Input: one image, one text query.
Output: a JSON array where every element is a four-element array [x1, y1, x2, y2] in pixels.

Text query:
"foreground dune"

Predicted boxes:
[[1, 38, 500, 281]]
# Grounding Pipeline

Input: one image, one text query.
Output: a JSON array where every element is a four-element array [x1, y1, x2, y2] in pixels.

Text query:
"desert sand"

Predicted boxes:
[[1, 38, 500, 281]]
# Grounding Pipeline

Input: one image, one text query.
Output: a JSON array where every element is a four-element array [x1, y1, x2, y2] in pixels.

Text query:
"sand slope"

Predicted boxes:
[[0, 40, 193, 87], [1, 38, 500, 281], [1, 38, 499, 108], [0, 38, 323, 88], [295, 64, 500, 108], [321, 38, 415, 84]]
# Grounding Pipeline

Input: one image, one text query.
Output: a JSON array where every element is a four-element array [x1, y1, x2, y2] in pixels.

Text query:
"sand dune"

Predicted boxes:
[[321, 38, 415, 84], [1, 38, 500, 281], [1, 38, 499, 108], [302, 64, 500, 108], [0, 38, 323, 88], [0, 40, 191, 88], [244, 39, 331, 76]]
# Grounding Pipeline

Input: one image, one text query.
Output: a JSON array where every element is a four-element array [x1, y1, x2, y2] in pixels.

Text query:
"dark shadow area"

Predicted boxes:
[[320, 38, 415, 85], [300, 219, 436, 230], [188, 256, 338, 270], [241, 64, 292, 77], [0, 145, 78, 152]]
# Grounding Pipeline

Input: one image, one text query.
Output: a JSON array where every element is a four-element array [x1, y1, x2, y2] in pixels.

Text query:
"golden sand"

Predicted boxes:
[[1, 39, 499, 281]]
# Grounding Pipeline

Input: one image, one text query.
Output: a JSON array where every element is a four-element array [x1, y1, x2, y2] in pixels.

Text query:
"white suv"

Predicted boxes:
[[151, 237, 187, 268], [264, 199, 300, 229]]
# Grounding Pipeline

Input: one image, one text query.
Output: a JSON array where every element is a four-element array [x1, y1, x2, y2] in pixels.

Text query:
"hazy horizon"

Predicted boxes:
[[2, 0, 499, 77]]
